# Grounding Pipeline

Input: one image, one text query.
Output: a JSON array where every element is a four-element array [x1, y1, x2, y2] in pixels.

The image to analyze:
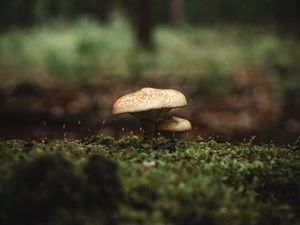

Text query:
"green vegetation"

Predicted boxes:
[[1, 136, 299, 225], [0, 17, 299, 80], [0, 15, 300, 102], [1, 16, 299, 100]]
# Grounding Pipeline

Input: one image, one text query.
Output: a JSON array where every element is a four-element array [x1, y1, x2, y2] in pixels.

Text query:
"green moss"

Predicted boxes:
[[0, 136, 299, 224]]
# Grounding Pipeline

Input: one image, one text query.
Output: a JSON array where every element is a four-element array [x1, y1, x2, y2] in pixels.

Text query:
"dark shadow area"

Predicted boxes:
[[0, 154, 123, 225]]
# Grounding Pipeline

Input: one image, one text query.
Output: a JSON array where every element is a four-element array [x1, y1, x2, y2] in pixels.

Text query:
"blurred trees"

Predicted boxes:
[[0, 0, 114, 29], [121, 0, 155, 50], [171, 0, 186, 26], [0, 0, 298, 36]]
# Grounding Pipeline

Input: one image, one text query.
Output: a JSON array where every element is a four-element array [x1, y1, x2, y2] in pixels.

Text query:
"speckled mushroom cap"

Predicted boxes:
[[157, 116, 191, 132], [112, 87, 187, 119]]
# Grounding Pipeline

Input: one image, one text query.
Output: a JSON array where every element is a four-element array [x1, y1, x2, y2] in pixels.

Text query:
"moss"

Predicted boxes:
[[0, 136, 299, 225], [0, 151, 123, 225]]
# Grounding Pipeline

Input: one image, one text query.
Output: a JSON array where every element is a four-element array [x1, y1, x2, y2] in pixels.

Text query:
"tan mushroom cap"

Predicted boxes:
[[157, 116, 192, 132], [112, 87, 187, 116]]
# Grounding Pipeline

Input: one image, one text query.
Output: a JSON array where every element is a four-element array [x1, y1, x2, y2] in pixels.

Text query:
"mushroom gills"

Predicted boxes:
[[132, 108, 171, 120]]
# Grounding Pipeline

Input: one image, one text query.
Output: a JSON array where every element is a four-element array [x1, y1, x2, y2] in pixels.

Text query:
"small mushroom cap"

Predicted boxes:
[[157, 116, 192, 132], [112, 87, 187, 115]]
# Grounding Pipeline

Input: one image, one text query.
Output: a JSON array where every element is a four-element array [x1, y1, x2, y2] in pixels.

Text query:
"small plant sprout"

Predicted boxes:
[[112, 87, 187, 139], [157, 116, 192, 139]]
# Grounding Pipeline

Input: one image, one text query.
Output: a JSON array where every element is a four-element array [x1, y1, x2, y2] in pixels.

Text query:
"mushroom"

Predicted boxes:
[[112, 87, 187, 138], [157, 116, 191, 139]]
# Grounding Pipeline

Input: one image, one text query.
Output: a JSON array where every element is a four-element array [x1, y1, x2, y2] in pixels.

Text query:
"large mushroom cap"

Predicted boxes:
[[157, 116, 191, 132], [112, 87, 187, 115]]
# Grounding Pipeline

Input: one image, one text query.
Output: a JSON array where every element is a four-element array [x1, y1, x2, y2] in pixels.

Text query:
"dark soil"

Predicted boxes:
[[0, 74, 299, 144]]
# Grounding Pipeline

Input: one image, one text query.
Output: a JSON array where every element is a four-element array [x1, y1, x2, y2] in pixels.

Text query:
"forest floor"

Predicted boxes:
[[0, 136, 299, 224], [0, 74, 299, 144]]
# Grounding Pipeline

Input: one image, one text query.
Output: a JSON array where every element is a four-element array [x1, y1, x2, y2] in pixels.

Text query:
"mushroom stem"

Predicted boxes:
[[172, 131, 175, 140], [140, 119, 157, 139]]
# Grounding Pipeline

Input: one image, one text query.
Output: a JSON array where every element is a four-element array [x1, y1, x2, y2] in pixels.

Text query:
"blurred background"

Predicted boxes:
[[0, 0, 299, 144]]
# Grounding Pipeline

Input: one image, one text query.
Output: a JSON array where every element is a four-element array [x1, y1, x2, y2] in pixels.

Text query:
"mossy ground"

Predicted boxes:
[[0, 136, 299, 225]]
